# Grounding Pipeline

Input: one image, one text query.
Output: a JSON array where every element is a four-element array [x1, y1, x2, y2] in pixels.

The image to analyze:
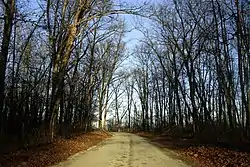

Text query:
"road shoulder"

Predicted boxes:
[[136, 134, 199, 167], [0, 131, 112, 167]]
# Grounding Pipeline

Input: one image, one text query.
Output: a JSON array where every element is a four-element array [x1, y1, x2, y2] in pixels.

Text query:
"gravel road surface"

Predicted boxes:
[[52, 133, 189, 167]]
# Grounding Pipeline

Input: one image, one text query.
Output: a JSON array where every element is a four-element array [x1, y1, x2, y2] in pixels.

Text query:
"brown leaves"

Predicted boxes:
[[0, 131, 111, 167], [138, 132, 250, 167], [178, 146, 250, 167]]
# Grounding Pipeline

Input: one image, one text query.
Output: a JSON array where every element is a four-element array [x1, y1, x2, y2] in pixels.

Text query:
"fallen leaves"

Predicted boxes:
[[179, 146, 250, 167], [137, 133, 250, 167], [0, 131, 111, 167]]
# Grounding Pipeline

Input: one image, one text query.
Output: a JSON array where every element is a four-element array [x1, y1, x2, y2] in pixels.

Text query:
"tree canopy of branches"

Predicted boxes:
[[0, 0, 138, 152], [111, 0, 250, 144], [1, 0, 250, 153], [106, 0, 250, 145]]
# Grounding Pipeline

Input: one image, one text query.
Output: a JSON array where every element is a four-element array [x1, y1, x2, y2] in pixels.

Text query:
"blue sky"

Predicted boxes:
[[28, 0, 151, 51], [28, 0, 152, 62], [117, 0, 153, 50], [123, 16, 144, 51], [115, 0, 155, 68]]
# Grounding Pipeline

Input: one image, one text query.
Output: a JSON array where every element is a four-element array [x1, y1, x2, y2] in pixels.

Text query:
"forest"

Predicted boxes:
[[0, 0, 250, 156]]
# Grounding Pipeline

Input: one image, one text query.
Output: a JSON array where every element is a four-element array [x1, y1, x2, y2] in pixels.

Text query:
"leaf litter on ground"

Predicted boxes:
[[178, 145, 250, 167], [136, 132, 250, 167], [0, 131, 111, 167]]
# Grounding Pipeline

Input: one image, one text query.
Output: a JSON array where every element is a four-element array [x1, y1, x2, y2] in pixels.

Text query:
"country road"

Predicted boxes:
[[52, 133, 190, 167]]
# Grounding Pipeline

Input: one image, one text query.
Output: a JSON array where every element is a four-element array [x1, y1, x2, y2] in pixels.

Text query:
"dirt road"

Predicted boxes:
[[52, 133, 189, 167]]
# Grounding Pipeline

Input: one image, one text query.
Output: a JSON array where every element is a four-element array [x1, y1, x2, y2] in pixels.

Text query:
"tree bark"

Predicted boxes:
[[0, 0, 15, 133]]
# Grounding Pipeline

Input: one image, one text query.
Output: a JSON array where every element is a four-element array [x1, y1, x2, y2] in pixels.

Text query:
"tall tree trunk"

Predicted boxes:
[[0, 0, 15, 134]]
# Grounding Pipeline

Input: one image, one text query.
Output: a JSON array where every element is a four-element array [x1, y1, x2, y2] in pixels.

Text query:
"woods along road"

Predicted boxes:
[[52, 133, 189, 167]]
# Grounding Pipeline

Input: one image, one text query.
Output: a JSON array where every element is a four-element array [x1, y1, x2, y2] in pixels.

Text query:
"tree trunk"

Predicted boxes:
[[0, 0, 15, 133]]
